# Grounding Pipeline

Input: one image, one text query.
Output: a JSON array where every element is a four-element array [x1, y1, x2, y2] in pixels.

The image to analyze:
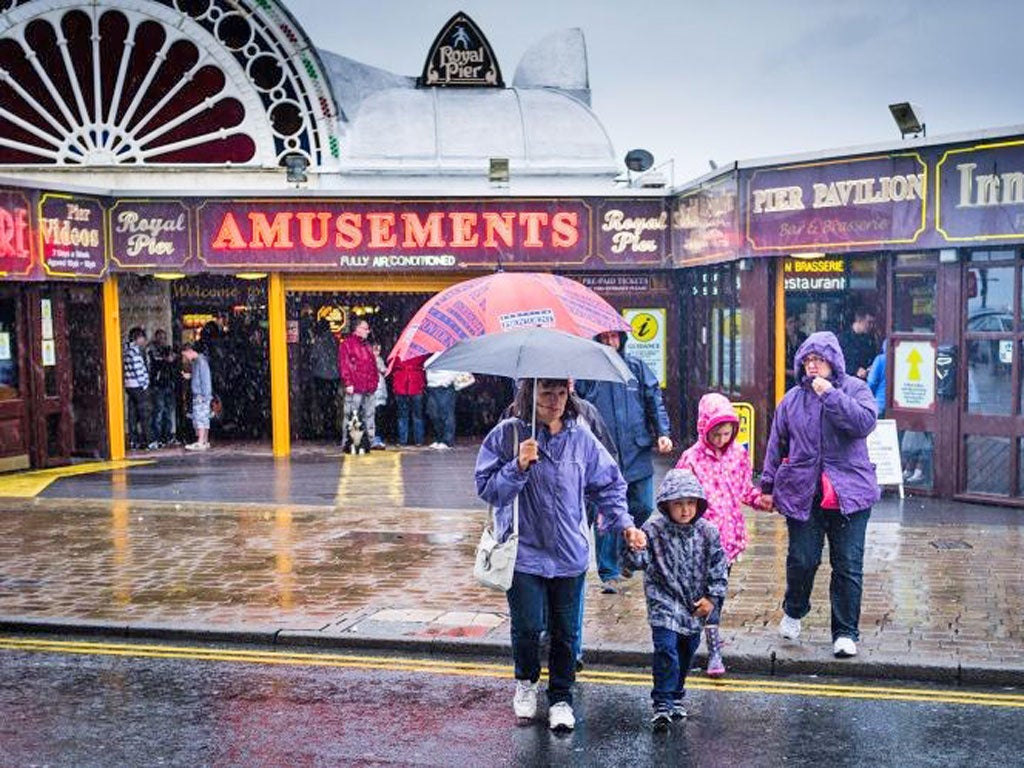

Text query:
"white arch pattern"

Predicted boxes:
[[0, 0, 339, 168]]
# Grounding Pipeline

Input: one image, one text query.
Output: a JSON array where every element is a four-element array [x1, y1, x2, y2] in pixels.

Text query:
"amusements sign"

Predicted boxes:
[[0, 188, 34, 277], [109, 200, 193, 269], [937, 139, 1024, 242], [623, 308, 667, 388], [672, 173, 740, 266], [38, 193, 105, 278], [746, 154, 927, 252], [197, 200, 592, 270], [595, 199, 669, 266]]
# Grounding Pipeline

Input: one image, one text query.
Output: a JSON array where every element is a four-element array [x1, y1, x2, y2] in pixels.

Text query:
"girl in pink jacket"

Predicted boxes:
[[675, 392, 767, 677]]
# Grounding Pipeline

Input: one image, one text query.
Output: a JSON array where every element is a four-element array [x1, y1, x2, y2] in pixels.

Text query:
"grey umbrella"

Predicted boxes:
[[425, 327, 635, 437]]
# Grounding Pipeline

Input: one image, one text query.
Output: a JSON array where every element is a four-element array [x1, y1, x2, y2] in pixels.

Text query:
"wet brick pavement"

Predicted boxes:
[[1, 444, 1023, 684]]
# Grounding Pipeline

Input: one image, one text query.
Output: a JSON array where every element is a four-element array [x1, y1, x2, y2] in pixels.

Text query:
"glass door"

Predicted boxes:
[[959, 249, 1024, 499]]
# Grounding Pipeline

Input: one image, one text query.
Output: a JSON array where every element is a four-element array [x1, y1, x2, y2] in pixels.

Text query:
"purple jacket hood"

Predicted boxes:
[[762, 331, 880, 519]]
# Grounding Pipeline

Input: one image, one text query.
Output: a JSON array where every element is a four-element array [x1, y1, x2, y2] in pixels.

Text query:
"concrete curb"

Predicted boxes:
[[3, 617, 1023, 687]]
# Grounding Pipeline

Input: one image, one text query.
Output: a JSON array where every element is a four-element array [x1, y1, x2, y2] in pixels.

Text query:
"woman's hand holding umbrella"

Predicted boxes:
[[517, 438, 539, 471]]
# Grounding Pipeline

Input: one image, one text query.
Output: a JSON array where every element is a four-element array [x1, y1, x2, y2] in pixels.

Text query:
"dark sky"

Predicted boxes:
[[285, 0, 1024, 184]]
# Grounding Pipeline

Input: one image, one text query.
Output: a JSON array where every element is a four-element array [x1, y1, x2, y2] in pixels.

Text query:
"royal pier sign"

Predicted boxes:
[[419, 12, 503, 87]]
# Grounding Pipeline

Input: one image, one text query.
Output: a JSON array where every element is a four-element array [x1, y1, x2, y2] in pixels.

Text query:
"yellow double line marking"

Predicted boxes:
[[2, 636, 1022, 709]]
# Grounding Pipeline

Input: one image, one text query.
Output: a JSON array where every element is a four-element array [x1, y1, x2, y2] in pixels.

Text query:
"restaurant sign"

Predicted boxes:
[[39, 193, 105, 278], [197, 200, 592, 270], [108, 200, 193, 270], [746, 154, 927, 252], [0, 187, 34, 277]]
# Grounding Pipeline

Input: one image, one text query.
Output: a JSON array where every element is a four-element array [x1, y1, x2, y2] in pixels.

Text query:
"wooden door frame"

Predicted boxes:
[[0, 285, 30, 471]]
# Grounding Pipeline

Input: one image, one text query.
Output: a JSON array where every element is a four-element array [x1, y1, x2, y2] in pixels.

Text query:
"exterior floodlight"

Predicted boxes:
[[488, 157, 509, 184], [624, 149, 654, 173], [284, 153, 309, 184], [889, 102, 925, 138]]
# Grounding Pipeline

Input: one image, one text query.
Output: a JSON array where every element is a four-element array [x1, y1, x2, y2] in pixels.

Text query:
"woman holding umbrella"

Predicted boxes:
[[475, 377, 646, 733]]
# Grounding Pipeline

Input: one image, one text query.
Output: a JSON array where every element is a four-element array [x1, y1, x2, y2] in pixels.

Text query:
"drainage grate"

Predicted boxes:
[[334, 530, 465, 545], [930, 539, 973, 550]]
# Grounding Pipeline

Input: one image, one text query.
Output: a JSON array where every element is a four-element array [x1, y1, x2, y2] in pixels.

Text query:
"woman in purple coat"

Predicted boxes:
[[760, 331, 879, 659], [476, 378, 645, 732]]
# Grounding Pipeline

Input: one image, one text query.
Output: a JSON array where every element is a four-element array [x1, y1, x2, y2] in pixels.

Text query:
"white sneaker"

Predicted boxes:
[[429, 442, 443, 450], [513, 680, 538, 720], [779, 614, 802, 640], [833, 637, 858, 657], [907, 469, 924, 483], [548, 702, 575, 732]]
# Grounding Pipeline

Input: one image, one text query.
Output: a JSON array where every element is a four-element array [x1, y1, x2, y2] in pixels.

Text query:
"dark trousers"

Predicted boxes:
[[507, 571, 585, 706], [426, 385, 456, 446], [651, 627, 701, 711], [784, 505, 871, 641], [395, 393, 425, 445], [126, 387, 151, 447], [150, 387, 175, 443]]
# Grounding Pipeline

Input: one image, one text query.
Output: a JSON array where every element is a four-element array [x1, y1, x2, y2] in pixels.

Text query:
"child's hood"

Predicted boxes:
[[656, 469, 708, 521], [697, 393, 739, 452]]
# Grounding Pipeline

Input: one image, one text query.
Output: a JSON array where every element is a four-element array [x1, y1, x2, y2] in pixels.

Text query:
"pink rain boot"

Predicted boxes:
[[705, 625, 726, 678]]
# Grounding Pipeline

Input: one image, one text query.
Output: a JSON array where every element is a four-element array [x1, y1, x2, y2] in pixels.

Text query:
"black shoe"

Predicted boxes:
[[575, 658, 584, 673]]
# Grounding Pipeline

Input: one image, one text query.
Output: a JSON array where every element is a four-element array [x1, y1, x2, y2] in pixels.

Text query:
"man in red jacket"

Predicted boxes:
[[338, 319, 381, 450]]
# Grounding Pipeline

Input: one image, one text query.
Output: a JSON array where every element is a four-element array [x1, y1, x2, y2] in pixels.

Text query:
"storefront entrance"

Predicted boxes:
[[959, 249, 1024, 499], [281, 273, 512, 447], [0, 282, 105, 470]]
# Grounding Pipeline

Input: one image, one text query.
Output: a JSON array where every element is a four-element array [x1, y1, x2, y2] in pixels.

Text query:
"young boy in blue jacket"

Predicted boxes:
[[624, 469, 728, 729]]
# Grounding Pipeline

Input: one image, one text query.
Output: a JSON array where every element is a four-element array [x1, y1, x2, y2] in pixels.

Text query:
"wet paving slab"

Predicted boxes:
[[2, 475, 1024, 684]]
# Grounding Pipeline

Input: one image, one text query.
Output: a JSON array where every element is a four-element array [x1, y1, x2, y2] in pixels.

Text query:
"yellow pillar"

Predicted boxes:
[[103, 275, 126, 460], [774, 259, 787, 406], [268, 273, 290, 457]]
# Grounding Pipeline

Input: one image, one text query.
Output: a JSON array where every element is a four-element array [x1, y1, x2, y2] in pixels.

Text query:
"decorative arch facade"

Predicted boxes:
[[0, 0, 339, 168]]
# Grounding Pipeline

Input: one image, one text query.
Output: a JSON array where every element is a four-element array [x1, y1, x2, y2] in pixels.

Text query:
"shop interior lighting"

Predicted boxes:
[[889, 102, 925, 138], [235, 272, 268, 280], [153, 272, 186, 280]]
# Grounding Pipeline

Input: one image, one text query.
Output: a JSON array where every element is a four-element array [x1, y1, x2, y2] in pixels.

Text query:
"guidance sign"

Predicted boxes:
[[893, 340, 936, 410], [623, 308, 667, 388]]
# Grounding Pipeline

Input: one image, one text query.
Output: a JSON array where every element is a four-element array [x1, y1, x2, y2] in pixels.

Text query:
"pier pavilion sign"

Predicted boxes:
[[419, 12, 503, 87]]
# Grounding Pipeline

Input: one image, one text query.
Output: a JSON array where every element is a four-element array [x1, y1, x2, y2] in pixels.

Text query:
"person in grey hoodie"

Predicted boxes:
[[760, 331, 879, 659], [181, 343, 213, 451], [623, 469, 728, 729]]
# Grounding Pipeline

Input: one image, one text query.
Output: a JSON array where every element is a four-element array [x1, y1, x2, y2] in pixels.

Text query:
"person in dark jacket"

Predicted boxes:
[[760, 331, 879, 659], [623, 469, 727, 728], [838, 307, 877, 380], [309, 319, 340, 440], [575, 330, 673, 593]]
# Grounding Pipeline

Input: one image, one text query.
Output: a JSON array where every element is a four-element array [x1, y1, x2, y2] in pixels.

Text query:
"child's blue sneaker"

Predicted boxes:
[[651, 710, 672, 731], [671, 701, 688, 720]]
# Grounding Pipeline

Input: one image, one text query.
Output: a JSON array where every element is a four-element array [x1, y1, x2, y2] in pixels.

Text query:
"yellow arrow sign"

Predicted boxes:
[[907, 348, 923, 381]]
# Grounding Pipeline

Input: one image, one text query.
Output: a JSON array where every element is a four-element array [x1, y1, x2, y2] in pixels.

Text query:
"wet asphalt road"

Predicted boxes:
[[1, 636, 1021, 767]]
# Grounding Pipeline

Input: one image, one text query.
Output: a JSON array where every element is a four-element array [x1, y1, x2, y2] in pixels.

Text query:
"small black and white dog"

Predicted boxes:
[[345, 411, 370, 455]]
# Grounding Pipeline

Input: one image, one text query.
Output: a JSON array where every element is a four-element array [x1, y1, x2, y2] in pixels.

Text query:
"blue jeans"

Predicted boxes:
[[651, 627, 701, 711], [395, 394, 425, 445], [150, 387, 175, 443], [596, 474, 654, 582], [507, 570, 585, 706], [784, 506, 871, 641], [426, 386, 456, 445]]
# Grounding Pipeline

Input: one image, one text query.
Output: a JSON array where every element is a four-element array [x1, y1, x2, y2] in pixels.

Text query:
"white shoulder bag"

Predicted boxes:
[[473, 422, 519, 592]]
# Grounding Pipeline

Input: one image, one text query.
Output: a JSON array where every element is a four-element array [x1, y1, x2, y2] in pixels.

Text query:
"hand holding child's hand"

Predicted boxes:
[[692, 597, 714, 618], [623, 526, 647, 551], [759, 493, 774, 512]]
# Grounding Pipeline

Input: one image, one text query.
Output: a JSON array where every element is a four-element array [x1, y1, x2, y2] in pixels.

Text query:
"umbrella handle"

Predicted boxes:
[[531, 377, 537, 440]]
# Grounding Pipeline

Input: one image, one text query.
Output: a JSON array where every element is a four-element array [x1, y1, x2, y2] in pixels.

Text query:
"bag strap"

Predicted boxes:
[[490, 421, 520, 537]]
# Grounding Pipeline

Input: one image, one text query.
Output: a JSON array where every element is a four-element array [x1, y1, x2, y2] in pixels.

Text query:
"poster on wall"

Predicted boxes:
[[893, 339, 936, 410], [622, 308, 667, 388]]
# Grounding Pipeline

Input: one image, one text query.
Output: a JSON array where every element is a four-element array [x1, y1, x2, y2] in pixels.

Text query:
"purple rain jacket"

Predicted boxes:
[[475, 416, 631, 579], [760, 331, 880, 520]]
